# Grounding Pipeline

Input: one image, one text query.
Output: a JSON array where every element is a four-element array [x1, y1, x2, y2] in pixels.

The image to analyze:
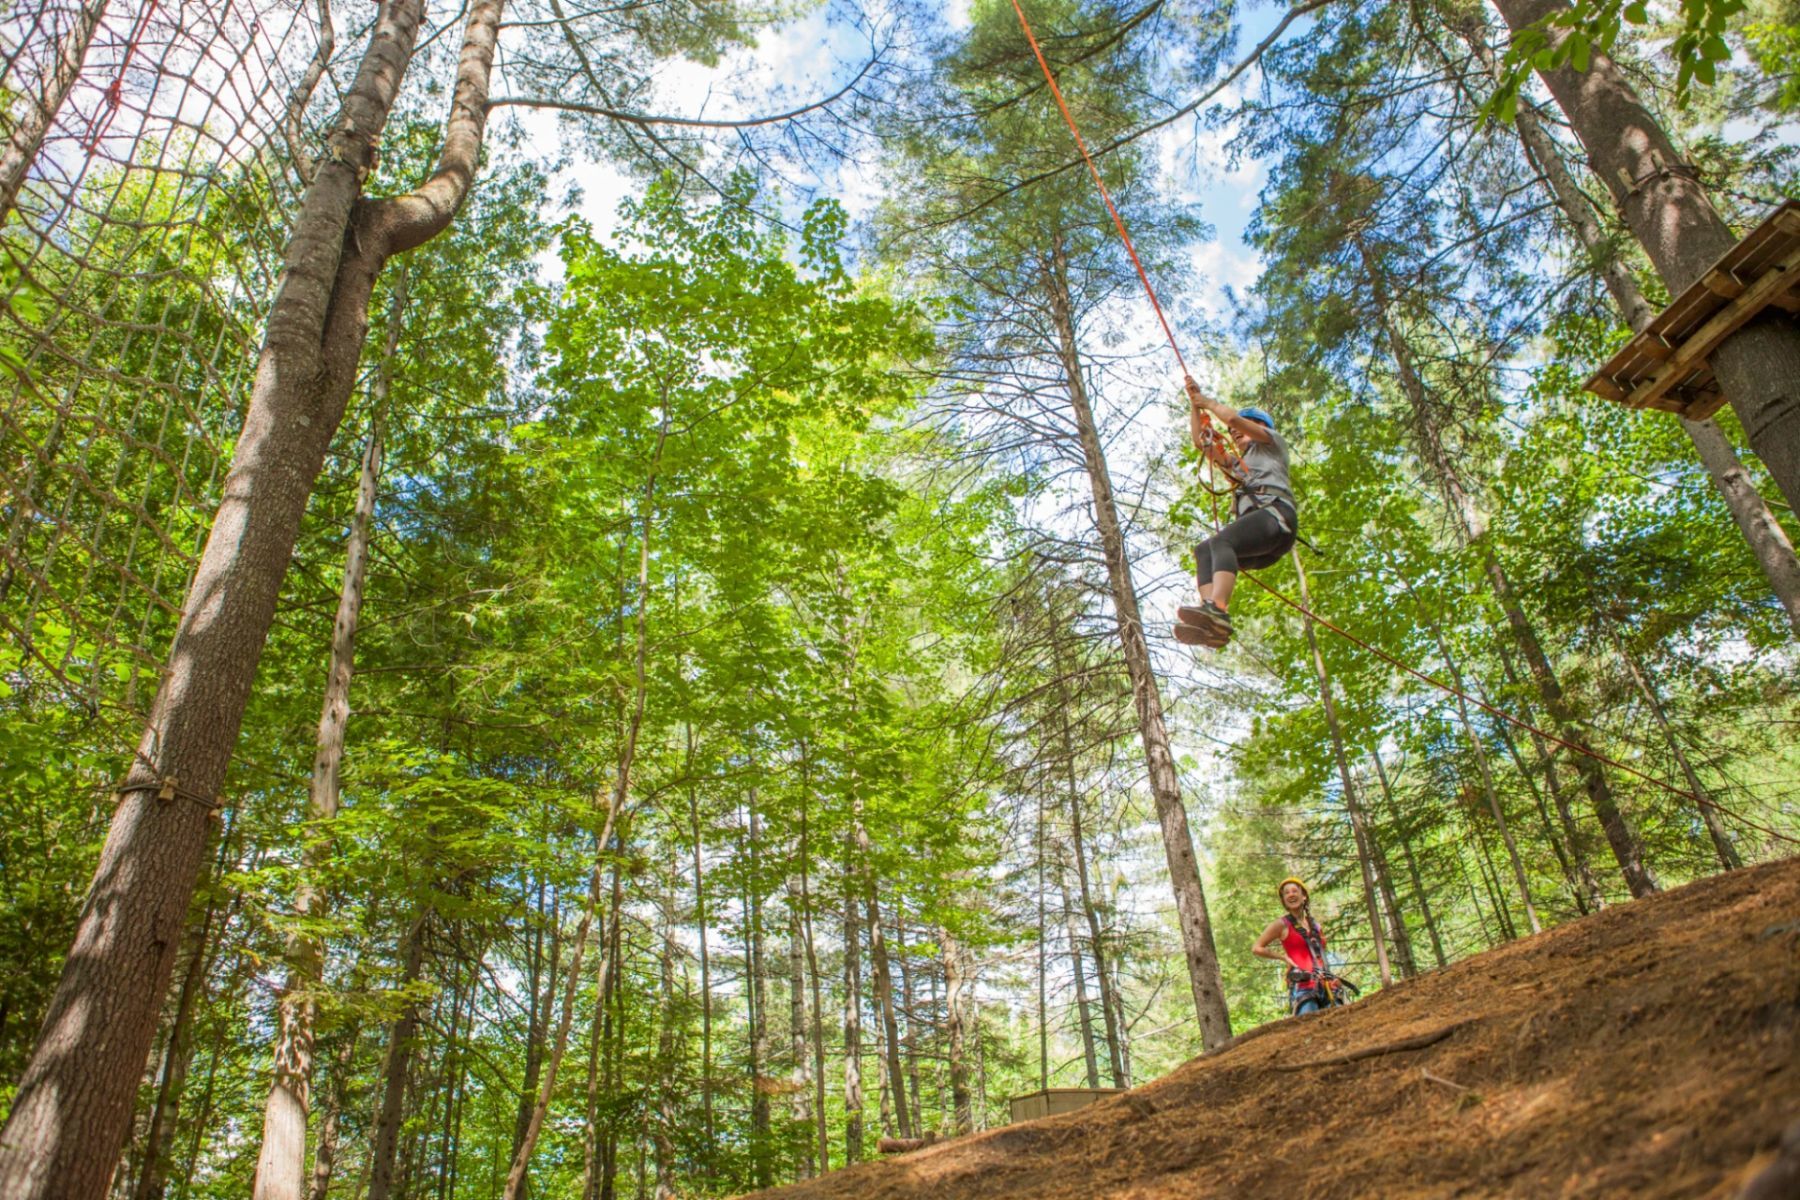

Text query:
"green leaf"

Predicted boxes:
[[1623, 2, 1649, 23], [1701, 35, 1729, 61], [1569, 33, 1592, 72]]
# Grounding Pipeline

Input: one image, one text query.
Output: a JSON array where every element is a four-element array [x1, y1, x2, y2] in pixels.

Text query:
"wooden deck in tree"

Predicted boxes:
[[1585, 200, 1800, 421]]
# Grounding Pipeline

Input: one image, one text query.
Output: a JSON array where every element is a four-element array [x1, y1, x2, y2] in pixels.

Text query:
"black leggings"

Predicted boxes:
[[1195, 503, 1296, 580]]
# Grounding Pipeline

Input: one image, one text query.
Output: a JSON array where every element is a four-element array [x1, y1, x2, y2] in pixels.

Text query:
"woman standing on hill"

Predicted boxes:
[[1251, 877, 1345, 1016]]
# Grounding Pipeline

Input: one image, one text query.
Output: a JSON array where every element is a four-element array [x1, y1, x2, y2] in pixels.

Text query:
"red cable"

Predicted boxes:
[[1012, 2, 1793, 849], [1007, 0, 1189, 378]]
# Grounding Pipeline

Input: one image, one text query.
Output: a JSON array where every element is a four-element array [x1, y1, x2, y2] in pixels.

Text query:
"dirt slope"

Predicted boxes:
[[751, 855, 1800, 1200]]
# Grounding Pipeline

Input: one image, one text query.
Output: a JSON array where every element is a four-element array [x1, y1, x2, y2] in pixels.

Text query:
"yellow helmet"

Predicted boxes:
[[1277, 876, 1310, 902]]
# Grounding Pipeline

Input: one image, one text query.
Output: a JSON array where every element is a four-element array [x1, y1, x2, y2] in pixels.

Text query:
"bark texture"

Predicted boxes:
[[1045, 246, 1231, 1046]]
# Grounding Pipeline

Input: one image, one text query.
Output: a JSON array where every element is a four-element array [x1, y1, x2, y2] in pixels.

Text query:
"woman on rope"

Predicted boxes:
[[1176, 376, 1297, 649], [1251, 877, 1347, 1016]]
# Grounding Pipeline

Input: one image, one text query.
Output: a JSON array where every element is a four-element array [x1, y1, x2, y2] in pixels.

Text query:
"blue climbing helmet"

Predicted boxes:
[[1239, 406, 1276, 431]]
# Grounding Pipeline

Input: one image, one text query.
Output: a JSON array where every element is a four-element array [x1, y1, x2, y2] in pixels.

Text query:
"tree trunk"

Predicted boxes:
[[653, 860, 679, 1195], [0, 7, 501, 1195], [1372, 754, 1449, 969], [798, 765, 830, 1174], [863, 881, 910, 1139], [1481, 32, 1800, 635], [1059, 864, 1100, 1088], [1417, 603, 1542, 934], [1360, 235, 1657, 898], [1044, 244, 1231, 1045], [133, 840, 229, 1200], [1035, 788, 1049, 1090], [253, 269, 407, 1200], [747, 797, 774, 1184], [0, 0, 109, 226], [687, 725, 715, 1157], [1292, 553, 1393, 985], [941, 925, 973, 1137], [367, 917, 428, 1200], [894, 918, 924, 1140], [1490, 0, 1800, 515], [307, 1026, 360, 1200], [1495, 640, 1608, 910], [1362, 795, 1418, 978], [1613, 632, 1741, 869], [1050, 630, 1126, 1085], [787, 879, 815, 1179], [842, 827, 865, 1165]]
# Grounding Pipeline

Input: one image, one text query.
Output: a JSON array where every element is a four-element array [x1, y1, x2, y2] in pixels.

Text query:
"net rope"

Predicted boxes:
[[1, 0, 335, 733]]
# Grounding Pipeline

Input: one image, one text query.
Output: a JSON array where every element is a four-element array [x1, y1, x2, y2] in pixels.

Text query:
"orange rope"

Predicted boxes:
[[1007, 0, 1188, 377], [1011, 1, 1794, 848]]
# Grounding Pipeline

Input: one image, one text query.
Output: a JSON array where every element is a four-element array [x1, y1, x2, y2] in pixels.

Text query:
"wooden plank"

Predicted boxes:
[[1620, 252, 1800, 412], [1701, 268, 1745, 300], [1686, 391, 1730, 421]]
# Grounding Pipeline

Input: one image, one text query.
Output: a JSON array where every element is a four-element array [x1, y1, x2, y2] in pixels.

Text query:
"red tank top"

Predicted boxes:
[[1281, 915, 1325, 976]]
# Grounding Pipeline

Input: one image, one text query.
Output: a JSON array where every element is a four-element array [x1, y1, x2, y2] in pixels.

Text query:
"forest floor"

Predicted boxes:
[[748, 854, 1800, 1200]]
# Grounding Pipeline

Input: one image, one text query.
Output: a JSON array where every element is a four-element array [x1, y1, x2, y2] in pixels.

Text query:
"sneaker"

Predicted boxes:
[[1174, 620, 1230, 649], [1178, 601, 1233, 638]]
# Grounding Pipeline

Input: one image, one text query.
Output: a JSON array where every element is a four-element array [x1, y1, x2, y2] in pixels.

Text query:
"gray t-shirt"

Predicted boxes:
[[1233, 427, 1295, 518]]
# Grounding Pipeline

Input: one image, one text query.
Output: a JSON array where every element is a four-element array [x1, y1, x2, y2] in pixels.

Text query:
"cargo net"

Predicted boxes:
[[1, 0, 332, 734]]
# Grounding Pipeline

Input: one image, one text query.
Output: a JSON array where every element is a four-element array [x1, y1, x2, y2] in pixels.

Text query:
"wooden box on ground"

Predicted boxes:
[[1008, 1087, 1125, 1124]]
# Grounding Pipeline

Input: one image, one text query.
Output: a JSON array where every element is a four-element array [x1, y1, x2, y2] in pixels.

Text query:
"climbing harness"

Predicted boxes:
[[1282, 912, 1357, 1014], [1005, 0, 1795, 850]]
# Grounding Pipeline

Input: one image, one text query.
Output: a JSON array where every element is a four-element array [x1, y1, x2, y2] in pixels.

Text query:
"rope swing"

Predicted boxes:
[[1003, 0, 1795, 847]]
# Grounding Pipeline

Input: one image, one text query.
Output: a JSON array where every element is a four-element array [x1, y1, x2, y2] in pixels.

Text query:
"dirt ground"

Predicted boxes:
[[748, 855, 1800, 1200]]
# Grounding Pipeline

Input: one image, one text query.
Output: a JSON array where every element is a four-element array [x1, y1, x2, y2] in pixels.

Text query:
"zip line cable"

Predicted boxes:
[[1004, 0, 1797, 849]]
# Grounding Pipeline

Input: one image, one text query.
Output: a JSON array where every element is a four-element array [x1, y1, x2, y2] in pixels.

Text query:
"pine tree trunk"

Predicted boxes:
[[687, 726, 715, 1158], [1417, 604, 1542, 934], [1495, 641, 1608, 910], [787, 880, 815, 1178], [1360, 236, 1657, 898], [1044, 244, 1231, 1045], [1293, 554, 1393, 985], [368, 917, 428, 1200], [132, 855, 226, 1200], [0, 0, 109, 226], [797, 766, 830, 1174], [894, 918, 924, 1140], [842, 827, 865, 1164], [1050, 632, 1126, 1085], [1059, 865, 1100, 1088], [0, 8, 501, 1194], [253, 271, 406, 1200], [941, 925, 973, 1137], [747, 797, 774, 1185], [1361, 795, 1418, 978], [1489, 0, 1800, 514], [863, 882, 910, 1139], [653, 861, 679, 1195], [1612, 633, 1741, 869], [1372, 755, 1449, 969], [507, 412, 663, 1200], [306, 1028, 357, 1200]]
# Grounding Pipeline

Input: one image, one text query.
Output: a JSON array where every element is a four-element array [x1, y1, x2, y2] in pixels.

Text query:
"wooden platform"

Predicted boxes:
[[1585, 200, 1800, 421]]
